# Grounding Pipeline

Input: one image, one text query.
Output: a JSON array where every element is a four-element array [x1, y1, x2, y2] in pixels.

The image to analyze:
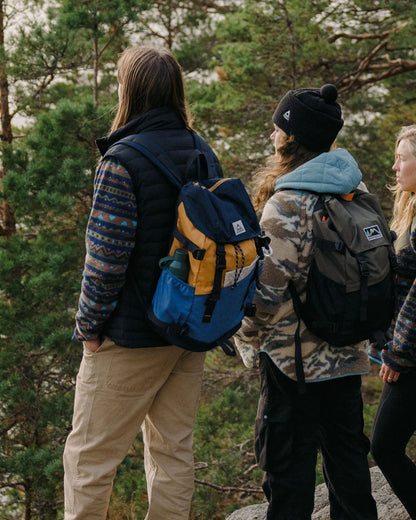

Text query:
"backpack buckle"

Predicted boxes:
[[177, 324, 190, 336], [258, 233, 271, 249], [192, 249, 206, 260], [334, 241, 345, 252], [356, 256, 369, 277], [216, 251, 227, 270], [244, 303, 256, 317], [203, 296, 217, 323]]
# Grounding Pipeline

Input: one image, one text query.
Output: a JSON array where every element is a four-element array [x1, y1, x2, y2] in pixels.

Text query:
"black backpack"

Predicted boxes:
[[288, 189, 396, 391]]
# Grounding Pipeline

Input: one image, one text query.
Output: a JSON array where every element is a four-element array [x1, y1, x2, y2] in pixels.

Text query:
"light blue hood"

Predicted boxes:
[[274, 148, 362, 195]]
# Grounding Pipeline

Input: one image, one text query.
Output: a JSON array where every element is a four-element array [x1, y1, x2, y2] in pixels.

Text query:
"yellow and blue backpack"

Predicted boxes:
[[120, 132, 270, 355]]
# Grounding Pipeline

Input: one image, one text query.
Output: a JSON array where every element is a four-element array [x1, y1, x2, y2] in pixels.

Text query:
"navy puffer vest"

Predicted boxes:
[[95, 107, 222, 348]]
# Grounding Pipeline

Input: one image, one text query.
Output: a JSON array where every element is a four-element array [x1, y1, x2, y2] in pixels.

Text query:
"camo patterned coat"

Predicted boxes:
[[235, 149, 370, 382]]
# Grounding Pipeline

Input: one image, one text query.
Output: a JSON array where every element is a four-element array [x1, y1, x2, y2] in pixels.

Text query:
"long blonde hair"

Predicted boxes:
[[111, 46, 193, 132], [253, 133, 320, 211], [389, 125, 416, 237]]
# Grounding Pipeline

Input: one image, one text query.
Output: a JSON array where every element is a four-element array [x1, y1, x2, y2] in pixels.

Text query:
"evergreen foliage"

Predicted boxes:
[[1, 0, 416, 517]]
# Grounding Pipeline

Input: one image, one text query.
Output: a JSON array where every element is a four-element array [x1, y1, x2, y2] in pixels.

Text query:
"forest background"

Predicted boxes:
[[1, 0, 416, 518]]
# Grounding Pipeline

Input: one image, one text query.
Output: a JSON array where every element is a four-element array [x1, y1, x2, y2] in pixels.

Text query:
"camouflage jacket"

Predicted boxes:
[[235, 149, 370, 382]]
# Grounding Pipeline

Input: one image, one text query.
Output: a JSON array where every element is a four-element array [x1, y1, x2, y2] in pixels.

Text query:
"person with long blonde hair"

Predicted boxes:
[[63, 45, 223, 520], [370, 125, 416, 519], [235, 84, 377, 520]]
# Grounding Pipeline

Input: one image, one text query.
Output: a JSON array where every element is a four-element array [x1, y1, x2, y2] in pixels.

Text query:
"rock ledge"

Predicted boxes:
[[226, 466, 408, 520]]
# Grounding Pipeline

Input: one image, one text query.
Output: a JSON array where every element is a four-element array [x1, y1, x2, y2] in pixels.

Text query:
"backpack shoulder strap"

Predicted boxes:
[[119, 133, 217, 260], [114, 131, 218, 189], [115, 134, 184, 190], [288, 280, 306, 395], [191, 132, 218, 174]]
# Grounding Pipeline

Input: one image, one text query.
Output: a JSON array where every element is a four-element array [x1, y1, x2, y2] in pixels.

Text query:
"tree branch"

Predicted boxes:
[[195, 478, 263, 495], [328, 21, 409, 43], [337, 54, 416, 93], [278, 0, 296, 88], [339, 38, 388, 92], [327, 18, 416, 94], [0, 481, 25, 490]]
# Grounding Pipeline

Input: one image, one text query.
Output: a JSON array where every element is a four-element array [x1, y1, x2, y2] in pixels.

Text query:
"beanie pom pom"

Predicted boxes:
[[320, 84, 338, 103]]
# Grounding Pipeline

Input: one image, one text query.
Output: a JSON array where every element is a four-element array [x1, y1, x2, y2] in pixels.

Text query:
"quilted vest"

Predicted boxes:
[[96, 106, 222, 347]]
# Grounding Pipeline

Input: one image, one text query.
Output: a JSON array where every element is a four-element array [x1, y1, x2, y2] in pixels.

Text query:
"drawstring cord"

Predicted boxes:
[[233, 244, 245, 287]]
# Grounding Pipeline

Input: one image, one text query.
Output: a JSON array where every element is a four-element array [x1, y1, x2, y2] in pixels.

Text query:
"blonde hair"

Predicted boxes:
[[111, 46, 193, 132], [389, 125, 416, 237], [253, 133, 320, 211]]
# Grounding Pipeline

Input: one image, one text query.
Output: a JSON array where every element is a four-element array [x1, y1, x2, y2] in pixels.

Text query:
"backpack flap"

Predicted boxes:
[[177, 177, 261, 244], [301, 191, 395, 346], [320, 193, 393, 291], [170, 177, 262, 294]]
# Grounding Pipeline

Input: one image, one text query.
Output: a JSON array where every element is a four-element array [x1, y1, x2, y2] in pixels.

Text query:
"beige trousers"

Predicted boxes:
[[63, 338, 205, 520]]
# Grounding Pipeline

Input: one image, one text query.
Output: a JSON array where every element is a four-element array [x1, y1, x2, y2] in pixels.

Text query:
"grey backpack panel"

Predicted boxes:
[[313, 193, 394, 292]]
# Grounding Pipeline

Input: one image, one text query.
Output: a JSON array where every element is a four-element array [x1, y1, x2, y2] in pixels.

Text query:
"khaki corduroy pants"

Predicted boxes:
[[63, 338, 205, 520]]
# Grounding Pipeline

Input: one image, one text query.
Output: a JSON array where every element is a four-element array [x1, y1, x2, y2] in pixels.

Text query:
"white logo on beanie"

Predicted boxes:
[[283, 110, 290, 121]]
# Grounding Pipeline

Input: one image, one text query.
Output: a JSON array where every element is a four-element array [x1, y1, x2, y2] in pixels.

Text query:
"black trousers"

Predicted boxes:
[[255, 354, 377, 520], [371, 371, 416, 519]]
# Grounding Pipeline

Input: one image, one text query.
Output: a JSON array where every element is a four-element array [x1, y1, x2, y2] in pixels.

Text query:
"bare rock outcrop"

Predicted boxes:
[[226, 466, 409, 520]]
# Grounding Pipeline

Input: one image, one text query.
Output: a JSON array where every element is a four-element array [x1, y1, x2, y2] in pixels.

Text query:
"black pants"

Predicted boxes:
[[371, 372, 416, 519], [255, 354, 377, 520]]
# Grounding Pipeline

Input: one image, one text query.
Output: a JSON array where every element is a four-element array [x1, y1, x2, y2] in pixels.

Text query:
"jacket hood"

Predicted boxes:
[[274, 148, 362, 195]]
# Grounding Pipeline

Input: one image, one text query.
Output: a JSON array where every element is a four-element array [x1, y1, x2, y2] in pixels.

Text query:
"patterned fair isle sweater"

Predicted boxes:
[[368, 217, 416, 372], [74, 158, 137, 341]]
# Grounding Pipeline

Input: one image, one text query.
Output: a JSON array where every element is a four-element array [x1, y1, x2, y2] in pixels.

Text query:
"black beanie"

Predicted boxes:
[[272, 84, 344, 153]]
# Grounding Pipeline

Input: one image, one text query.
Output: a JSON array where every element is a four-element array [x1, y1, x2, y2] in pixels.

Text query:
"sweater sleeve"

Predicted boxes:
[[382, 277, 416, 371], [381, 223, 416, 371], [74, 158, 138, 341]]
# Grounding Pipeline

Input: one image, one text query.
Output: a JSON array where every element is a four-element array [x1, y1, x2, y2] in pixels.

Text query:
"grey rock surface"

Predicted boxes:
[[225, 466, 410, 520]]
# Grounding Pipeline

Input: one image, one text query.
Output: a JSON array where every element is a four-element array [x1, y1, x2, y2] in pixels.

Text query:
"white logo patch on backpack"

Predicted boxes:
[[364, 225, 383, 241], [232, 219, 246, 236]]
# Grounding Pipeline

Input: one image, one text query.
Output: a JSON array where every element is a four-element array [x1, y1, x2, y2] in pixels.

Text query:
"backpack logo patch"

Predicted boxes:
[[283, 110, 291, 121], [232, 219, 246, 236], [364, 225, 383, 241]]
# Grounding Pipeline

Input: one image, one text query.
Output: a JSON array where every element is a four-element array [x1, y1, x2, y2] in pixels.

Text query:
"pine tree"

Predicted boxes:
[[0, 0, 139, 515]]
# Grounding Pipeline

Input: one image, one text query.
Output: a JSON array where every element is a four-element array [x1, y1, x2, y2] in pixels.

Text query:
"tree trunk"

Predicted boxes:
[[93, 35, 99, 106], [0, 0, 15, 236]]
